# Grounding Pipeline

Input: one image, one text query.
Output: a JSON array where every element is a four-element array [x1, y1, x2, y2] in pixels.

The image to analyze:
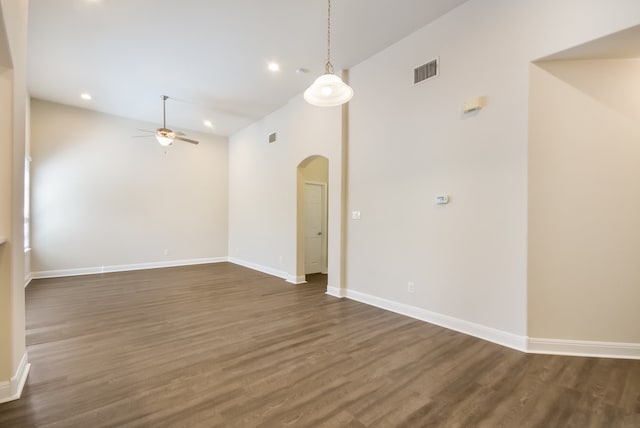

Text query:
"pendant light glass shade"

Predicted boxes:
[[305, 0, 353, 107], [304, 73, 353, 107]]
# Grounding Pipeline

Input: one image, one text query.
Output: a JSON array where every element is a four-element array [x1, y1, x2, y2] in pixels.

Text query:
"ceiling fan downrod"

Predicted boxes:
[[162, 95, 169, 130]]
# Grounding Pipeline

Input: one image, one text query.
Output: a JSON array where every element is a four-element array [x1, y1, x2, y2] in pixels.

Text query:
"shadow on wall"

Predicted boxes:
[[528, 57, 640, 343], [535, 59, 640, 122]]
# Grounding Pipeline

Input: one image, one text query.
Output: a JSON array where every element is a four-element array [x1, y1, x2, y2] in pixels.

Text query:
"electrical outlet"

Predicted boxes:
[[408, 282, 415, 293]]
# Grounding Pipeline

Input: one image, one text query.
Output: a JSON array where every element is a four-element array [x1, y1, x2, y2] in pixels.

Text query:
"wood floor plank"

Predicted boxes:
[[0, 263, 639, 427]]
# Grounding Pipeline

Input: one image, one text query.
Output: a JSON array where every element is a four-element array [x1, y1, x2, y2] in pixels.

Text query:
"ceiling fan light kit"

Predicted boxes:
[[155, 128, 175, 146], [304, 0, 354, 107], [136, 95, 200, 147]]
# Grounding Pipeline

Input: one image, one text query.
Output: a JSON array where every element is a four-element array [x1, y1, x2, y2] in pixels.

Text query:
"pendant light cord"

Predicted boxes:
[[304, 0, 354, 106], [325, 0, 334, 74]]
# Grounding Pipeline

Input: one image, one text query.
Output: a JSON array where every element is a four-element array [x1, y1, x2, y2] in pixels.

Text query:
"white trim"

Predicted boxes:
[[527, 338, 640, 360], [286, 274, 307, 285], [24, 274, 32, 288], [332, 288, 640, 360], [32, 265, 100, 279], [326, 286, 346, 298], [0, 352, 31, 404], [31, 257, 228, 279], [343, 289, 527, 352], [228, 257, 287, 280]]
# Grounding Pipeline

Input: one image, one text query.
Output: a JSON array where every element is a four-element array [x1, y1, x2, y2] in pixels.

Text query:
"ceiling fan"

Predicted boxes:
[[136, 95, 199, 146]]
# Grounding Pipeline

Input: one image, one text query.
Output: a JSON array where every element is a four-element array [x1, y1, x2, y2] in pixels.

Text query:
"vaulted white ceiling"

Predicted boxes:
[[27, 0, 469, 136]]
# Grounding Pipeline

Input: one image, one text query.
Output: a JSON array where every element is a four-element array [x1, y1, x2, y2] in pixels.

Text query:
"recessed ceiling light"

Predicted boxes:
[[203, 120, 214, 128], [80, 93, 92, 100], [268, 62, 280, 72]]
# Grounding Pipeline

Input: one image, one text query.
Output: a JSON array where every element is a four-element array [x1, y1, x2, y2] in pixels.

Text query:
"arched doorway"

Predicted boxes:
[[296, 156, 329, 284]]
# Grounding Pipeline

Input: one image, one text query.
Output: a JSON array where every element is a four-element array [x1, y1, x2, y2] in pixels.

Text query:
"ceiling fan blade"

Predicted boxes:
[[131, 135, 153, 138], [136, 129, 155, 133], [174, 135, 199, 145]]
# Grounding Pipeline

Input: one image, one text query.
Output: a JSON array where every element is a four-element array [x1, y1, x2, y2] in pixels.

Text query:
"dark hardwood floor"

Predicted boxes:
[[0, 262, 639, 427]]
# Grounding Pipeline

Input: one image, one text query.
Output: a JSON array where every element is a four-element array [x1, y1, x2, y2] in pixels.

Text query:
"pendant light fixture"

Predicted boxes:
[[304, 0, 354, 107]]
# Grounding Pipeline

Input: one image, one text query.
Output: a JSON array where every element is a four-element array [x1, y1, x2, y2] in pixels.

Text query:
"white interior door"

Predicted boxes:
[[304, 183, 325, 274]]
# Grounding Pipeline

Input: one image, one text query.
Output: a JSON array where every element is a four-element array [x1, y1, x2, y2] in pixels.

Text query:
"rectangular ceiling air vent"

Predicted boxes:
[[268, 132, 277, 144], [414, 58, 439, 85]]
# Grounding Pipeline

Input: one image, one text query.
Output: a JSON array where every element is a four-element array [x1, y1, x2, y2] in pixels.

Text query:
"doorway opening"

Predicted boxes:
[[296, 156, 329, 286]]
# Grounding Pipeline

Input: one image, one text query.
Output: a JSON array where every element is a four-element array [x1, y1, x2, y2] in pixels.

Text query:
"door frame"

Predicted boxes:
[[303, 181, 328, 276], [295, 155, 330, 285]]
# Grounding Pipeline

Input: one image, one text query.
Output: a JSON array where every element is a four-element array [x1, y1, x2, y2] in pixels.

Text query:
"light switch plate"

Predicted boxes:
[[351, 211, 361, 220]]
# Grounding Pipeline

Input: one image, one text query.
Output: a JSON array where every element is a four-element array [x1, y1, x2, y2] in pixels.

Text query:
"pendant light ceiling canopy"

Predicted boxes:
[[304, 0, 354, 107]]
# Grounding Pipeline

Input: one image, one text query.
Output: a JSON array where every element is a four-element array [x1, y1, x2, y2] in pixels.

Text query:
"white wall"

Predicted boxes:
[[0, 0, 29, 403], [344, 0, 640, 343], [228, 96, 342, 285], [30, 99, 229, 275], [0, 40, 14, 388], [24, 96, 30, 285], [529, 59, 640, 343]]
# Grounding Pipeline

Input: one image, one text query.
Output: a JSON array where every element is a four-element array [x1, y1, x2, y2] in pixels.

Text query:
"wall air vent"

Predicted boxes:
[[268, 132, 277, 144], [414, 58, 439, 85]]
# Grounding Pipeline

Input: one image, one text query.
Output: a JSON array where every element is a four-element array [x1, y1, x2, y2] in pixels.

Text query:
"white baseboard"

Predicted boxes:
[[342, 289, 528, 352], [31, 257, 228, 279], [527, 338, 640, 360], [0, 352, 30, 404], [326, 286, 346, 298], [228, 257, 287, 280], [333, 288, 640, 359], [227, 259, 310, 285], [286, 274, 307, 285]]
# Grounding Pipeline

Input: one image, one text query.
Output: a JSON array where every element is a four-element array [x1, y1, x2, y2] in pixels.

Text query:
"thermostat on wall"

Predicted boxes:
[[434, 195, 449, 205]]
